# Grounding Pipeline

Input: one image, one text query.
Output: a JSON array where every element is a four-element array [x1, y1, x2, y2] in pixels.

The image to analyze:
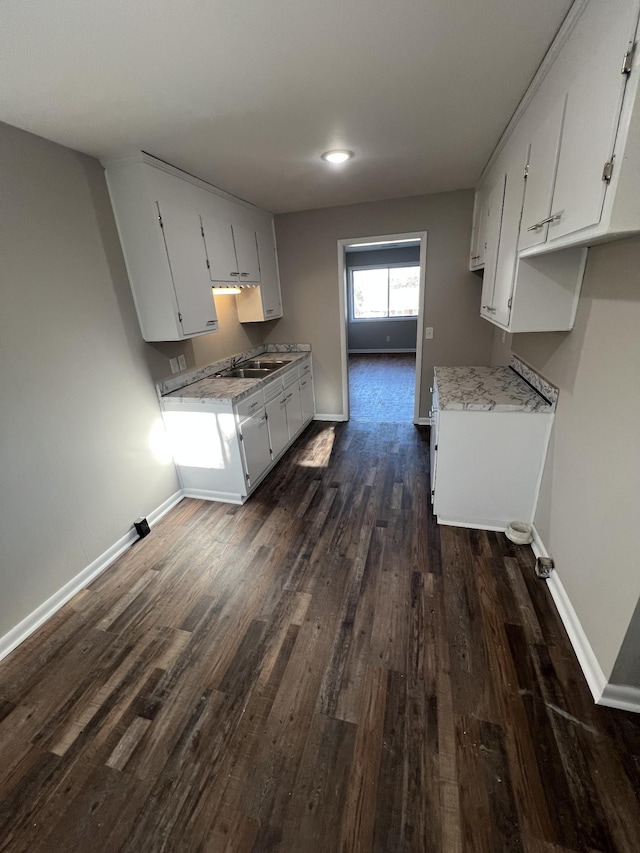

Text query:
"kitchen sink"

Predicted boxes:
[[216, 367, 272, 379], [240, 359, 288, 371]]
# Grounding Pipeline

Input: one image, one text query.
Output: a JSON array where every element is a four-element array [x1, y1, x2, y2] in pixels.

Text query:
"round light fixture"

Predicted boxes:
[[321, 149, 354, 164]]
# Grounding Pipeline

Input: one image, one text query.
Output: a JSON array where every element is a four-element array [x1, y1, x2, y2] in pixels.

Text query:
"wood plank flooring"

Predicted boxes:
[[0, 420, 639, 852]]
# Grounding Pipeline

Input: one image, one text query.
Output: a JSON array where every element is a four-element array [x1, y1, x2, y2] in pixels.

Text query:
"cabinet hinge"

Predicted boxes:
[[435, 444, 438, 451], [239, 432, 243, 441], [507, 297, 513, 309], [246, 473, 250, 482], [200, 225, 205, 238], [158, 214, 163, 229], [206, 259, 210, 269], [622, 43, 636, 75], [178, 312, 183, 322], [523, 163, 530, 179], [602, 156, 615, 183]]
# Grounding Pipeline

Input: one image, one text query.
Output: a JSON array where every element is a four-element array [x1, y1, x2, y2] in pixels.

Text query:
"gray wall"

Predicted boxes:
[[0, 122, 180, 641], [346, 246, 419, 352], [268, 190, 495, 417], [497, 237, 640, 683]]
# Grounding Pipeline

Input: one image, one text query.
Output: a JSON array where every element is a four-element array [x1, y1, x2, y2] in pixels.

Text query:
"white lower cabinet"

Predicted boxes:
[[283, 371, 304, 439], [265, 386, 289, 460], [238, 409, 272, 489], [432, 409, 553, 529], [299, 372, 315, 423], [161, 355, 314, 503]]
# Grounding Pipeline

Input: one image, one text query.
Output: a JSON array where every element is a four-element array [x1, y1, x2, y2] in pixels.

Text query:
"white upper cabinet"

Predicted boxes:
[[474, 0, 640, 333], [232, 225, 261, 284], [200, 217, 238, 283], [105, 158, 218, 341], [104, 153, 283, 339], [547, 0, 639, 244], [518, 96, 566, 251], [479, 175, 506, 321], [236, 228, 283, 322], [469, 189, 487, 270]]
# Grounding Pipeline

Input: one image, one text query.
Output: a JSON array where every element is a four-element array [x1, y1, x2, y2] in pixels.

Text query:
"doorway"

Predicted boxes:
[[337, 232, 428, 423]]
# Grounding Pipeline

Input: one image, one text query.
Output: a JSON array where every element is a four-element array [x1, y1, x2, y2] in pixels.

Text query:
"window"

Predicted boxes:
[[350, 265, 419, 320]]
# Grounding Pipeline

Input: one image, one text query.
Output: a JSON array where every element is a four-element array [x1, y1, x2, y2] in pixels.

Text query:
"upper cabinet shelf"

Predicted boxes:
[[104, 154, 283, 342], [471, 0, 640, 333]]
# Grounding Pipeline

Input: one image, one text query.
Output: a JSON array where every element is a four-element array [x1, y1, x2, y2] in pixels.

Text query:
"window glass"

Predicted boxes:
[[351, 265, 419, 320], [389, 267, 419, 317], [352, 268, 389, 319]]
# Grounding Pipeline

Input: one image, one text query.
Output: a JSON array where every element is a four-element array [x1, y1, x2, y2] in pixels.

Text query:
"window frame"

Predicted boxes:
[[348, 262, 421, 323]]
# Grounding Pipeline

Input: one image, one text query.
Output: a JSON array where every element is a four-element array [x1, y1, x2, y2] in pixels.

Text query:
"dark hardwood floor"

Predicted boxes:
[[0, 420, 639, 852]]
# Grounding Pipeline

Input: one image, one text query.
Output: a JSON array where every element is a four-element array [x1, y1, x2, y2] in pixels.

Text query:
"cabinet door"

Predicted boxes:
[[285, 382, 304, 439], [469, 190, 485, 269], [480, 176, 506, 321], [155, 199, 218, 336], [299, 373, 315, 423], [256, 229, 283, 318], [266, 393, 289, 459], [239, 410, 272, 488], [201, 216, 239, 282], [519, 96, 566, 251], [232, 225, 261, 284], [491, 144, 529, 327], [548, 0, 639, 242]]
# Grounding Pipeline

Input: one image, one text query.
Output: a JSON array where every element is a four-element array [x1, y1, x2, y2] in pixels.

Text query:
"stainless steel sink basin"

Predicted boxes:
[[216, 367, 272, 379], [241, 359, 288, 371]]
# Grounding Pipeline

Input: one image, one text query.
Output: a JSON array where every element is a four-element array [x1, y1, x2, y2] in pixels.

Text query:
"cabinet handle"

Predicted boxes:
[[471, 255, 480, 260], [230, 271, 240, 276], [285, 393, 293, 401], [527, 213, 561, 232], [301, 380, 307, 387], [206, 320, 217, 326], [483, 305, 497, 313], [240, 272, 250, 277], [266, 309, 275, 315]]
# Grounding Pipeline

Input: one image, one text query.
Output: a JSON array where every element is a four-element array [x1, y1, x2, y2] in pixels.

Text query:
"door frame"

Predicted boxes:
[[336, 231, 428, 423]]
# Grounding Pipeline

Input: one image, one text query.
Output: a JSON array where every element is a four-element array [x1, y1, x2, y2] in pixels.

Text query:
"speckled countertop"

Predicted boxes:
[[158, 344, 311, 405], [434, 356, 557, 413]]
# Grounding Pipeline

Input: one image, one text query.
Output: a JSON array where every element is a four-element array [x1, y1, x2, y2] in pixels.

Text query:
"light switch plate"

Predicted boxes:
[[178, 354, 187, 371], [425, 327, 434, 339], [169, 357, 179, 374]]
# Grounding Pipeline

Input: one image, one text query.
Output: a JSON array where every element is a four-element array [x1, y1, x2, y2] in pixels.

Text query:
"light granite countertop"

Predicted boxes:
[[434, 358, 557, 413], [158, 344, 311, 405]]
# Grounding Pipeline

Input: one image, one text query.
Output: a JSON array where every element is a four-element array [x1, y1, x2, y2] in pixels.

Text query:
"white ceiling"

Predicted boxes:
[[0, 0, 572, 213]]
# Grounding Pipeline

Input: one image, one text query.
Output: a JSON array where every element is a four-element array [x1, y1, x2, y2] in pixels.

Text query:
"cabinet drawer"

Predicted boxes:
[[235, 389, 264, 419], [283, 368, 299, 390], [263, 377, 284, 404], [298, 359, 312, 379]]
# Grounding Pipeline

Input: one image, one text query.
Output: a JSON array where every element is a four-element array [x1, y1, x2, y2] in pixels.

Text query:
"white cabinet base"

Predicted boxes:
[[432, 409, 553, 531]]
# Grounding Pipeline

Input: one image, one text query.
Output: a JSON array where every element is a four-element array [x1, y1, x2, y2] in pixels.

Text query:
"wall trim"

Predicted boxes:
[[314, 413, 347, 422], [416, 417, 432, 426], [531, 526, 640, 714], [0, 490, 184, 665]]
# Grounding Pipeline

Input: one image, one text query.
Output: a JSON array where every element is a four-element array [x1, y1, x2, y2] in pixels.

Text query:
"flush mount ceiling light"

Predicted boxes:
[[321, 149, 354, 164]]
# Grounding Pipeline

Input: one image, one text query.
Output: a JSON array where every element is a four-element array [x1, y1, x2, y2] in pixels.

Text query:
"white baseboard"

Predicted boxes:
[[531, 526, 640, 714], [0, 490, 184, 664], [182, 488, 244, 504], [314, 413, 347, 422]]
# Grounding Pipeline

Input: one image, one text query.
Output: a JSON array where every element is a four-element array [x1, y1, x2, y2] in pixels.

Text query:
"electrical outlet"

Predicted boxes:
[[169, 357, 179, 374], [178, 354, 187, 371], [386, 335, 391, 342], [425, 327, 434, 340]]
